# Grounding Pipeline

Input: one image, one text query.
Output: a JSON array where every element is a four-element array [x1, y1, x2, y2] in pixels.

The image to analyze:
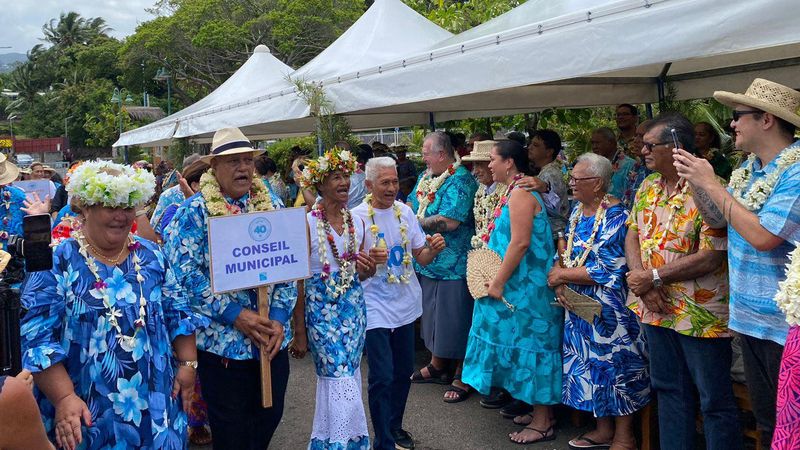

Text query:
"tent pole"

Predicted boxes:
[[645, 103, 654, 119], [428, 112, 436, 131], [316, 117, 323, 156]]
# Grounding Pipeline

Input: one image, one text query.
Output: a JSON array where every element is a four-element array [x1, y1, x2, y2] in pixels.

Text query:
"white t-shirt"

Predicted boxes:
[[351, 201, 426, 330]]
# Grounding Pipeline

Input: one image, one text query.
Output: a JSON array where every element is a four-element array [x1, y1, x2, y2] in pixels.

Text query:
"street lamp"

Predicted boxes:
[[111, 88, 133, 163], [7, 114, 16, 155], [153, 67, 172, 115]]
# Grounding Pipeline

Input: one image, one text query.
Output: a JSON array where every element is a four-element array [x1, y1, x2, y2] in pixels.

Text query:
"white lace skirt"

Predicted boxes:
[[309, 372, 370, 450]]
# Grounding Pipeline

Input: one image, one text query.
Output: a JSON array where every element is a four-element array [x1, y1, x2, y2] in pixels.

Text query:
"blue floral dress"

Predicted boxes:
[[305, 211, 369, 450], [0, 185, 25, 250], [462, 192, 563, 405], [561, 203, 650, 417], [21, 237, 208, 449]]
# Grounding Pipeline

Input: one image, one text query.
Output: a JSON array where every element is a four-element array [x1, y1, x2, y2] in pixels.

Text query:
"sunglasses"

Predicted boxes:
[[732, 110, 761, 122], [642, 141, 674, 152]]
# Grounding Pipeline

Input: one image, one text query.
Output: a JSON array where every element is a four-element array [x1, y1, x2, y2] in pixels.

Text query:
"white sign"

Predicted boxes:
[[208, 208, 310, 294], [13, 180, 52, 201]]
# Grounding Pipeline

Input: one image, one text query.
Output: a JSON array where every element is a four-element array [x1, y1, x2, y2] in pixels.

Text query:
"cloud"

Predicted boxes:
[[0, 0, 155, 53]]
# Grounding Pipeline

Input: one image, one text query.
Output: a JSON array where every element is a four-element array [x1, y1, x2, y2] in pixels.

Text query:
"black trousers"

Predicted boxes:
[[198, 349, 290, 450], [737, 332, 785, 446]]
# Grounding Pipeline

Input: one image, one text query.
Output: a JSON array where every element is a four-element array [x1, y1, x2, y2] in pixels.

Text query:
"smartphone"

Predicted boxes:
[[22, 214, 53, 272]]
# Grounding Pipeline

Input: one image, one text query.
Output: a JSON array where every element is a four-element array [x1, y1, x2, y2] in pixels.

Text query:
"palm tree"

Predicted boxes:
[[41, 12, 111, 48]]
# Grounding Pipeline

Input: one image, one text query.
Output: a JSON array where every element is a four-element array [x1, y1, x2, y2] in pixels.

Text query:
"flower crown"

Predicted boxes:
[[300, 147, 358, 191], [67, 160, 155, 208]]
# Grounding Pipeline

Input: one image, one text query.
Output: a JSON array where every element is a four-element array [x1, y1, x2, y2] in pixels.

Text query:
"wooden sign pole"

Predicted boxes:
[[258, 285, 273, 408]]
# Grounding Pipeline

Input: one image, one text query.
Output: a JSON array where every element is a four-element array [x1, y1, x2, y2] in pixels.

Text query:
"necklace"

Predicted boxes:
[[729, 144, 800, 211], [365, 194, 412, 284], [477, 174, 523, 247], [640, 178, 689, 260], [312, 201, 357, 298], [74, 231, 148, 345], [414, 154, 462, 220], [562, 194, 612, 268], [84, 235, 127, 264], [471, 183, 505, 249], [200, 169, 273, 217]]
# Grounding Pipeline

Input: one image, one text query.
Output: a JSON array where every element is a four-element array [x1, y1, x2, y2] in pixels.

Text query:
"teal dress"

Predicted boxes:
[[462, 192, 563, 405]]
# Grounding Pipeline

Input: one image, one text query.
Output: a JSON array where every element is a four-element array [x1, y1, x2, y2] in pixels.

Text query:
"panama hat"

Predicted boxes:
[[462, 140, 497, 162], [201, 127, 264, 163], [0, 153, 20, 185], [42, 165, 56, 174], [714, 78, 800, 128]]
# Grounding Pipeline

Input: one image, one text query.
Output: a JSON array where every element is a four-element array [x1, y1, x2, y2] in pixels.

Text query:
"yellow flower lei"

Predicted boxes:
[[562, 194, 611, 268], [471, 183, 506, 249], [365, 193, 412, 284], [639, 178, 689, 260], [199, 169, 273, 216]]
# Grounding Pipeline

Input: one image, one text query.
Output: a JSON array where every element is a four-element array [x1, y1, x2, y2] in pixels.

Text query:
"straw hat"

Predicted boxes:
[[0, 154, 21, 185], [201, 127, 264, 163], [466, 248, 515, 311], [42, 165, 56, 174], [462, 140, 497, 162], [714, 78, 800, 128]]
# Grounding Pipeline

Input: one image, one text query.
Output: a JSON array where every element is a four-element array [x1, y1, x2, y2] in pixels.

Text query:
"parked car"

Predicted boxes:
[[15, 154, 33, 168]]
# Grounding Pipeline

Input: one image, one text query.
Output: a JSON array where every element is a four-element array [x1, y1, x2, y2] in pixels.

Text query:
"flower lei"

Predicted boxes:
[[414, 154, 462, 220], [365, 194, 412, 284], [200, 169, 273, 216], [561, 194, 612, 268], [729, 145, 800, 211], [311, 201, 357, 298], [471, 183, 505, 249], [775, 244, 800, 326], [73, 230, 146, 347], [0, 188, 13, 242], [300, 148, 358, 191], [639, 178, 690, 260]]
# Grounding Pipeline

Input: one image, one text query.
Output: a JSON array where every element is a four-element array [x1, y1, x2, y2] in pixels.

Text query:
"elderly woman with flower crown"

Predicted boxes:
[[20, 160, 208, 450], [546, 152, 649, 450], [297, 147, 377, 449], [162, 127, 295, 450]]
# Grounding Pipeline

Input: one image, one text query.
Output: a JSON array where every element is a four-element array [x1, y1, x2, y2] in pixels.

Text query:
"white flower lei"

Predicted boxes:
[[73, 231, 146, 348], [414, 154, 462, 220], [775, 243, 800, 326], [365, 194, 412, 284], [311, 202, 357, 298], [67, 160, 155, 208], [200, 169, 273, 216], [562, 194, 611, 268], [729, 145, 800, 211], [471, 183, 505, 249]]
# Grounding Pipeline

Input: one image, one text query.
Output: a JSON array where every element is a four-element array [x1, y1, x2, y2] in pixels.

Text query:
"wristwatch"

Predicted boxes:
[[652, 269, 663, 289], [178, 360, 198, 369]]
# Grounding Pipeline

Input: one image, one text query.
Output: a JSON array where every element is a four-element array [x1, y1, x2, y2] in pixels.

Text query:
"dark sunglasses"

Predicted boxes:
[[642, 141, 673, 152], [732, 110, 761, 122]]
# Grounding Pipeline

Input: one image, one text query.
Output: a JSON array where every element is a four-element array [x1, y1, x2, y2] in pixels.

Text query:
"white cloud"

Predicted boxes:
[[0, 0, 155, 53]]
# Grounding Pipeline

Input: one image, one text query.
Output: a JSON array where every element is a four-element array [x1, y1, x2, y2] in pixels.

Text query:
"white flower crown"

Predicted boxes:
[[66, 160, 155, 208]]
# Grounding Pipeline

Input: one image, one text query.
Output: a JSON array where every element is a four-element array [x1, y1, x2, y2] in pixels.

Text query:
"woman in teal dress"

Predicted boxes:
[[462, 140, 563, 445]]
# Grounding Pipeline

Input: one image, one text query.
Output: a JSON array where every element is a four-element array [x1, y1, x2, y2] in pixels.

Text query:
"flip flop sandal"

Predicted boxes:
[[568, 433, 612, 450], [509, 425, 556, 445], [512, 413, 533, 425], [410, 364, 450, 385], [442, 384, 471, 403]]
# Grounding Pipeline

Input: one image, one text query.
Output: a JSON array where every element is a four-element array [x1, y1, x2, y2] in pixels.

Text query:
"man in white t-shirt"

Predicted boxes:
[[351, 157, 445, 450]]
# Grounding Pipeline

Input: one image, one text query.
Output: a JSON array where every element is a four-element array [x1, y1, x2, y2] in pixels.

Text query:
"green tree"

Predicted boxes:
[[42, 12, 111, 49]]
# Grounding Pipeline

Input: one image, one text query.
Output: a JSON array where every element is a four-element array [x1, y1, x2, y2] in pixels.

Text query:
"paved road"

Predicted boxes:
[[195, 349, 588, 449]]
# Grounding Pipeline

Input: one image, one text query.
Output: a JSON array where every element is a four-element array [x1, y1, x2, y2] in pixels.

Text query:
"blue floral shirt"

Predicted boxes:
[[408, 165, 478, 280], [0, 185, 25, 250], [610, 151, 637, 201], [21, 237, 207, 448], [163, 189, 296, 360], [150, 185, 185, 236]]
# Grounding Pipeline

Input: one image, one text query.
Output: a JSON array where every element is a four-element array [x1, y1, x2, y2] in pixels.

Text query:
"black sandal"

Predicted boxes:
[[509, 425, 556, 445], [410, 364, 450, 384], [443, 383, 471, 403]]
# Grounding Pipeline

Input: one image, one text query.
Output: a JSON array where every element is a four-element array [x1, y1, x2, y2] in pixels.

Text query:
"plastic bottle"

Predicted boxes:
[[557, 231, 567, 267], [375, 232, 388, 278]]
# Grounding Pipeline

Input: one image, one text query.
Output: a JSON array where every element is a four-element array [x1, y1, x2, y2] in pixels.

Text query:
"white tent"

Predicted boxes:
[[125, 0, 452, 145], [114, 44, 293, 147]]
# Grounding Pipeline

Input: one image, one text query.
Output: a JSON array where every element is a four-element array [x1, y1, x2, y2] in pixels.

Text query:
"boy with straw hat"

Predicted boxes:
[[673, 78, 800, 446]]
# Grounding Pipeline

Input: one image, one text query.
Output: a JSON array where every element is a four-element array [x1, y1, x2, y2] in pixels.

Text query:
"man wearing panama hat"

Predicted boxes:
[[163, 127, 297, 449], [673, 78, 800, 446]]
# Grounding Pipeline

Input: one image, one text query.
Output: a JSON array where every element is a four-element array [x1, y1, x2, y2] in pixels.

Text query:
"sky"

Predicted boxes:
[[0, 0, 155, 54]]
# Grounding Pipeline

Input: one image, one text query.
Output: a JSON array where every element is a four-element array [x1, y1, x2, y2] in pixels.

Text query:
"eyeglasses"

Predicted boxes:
[[642, 141, 673, 152], [732, 110, 762, 122], [568, 175, 599, 184]]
